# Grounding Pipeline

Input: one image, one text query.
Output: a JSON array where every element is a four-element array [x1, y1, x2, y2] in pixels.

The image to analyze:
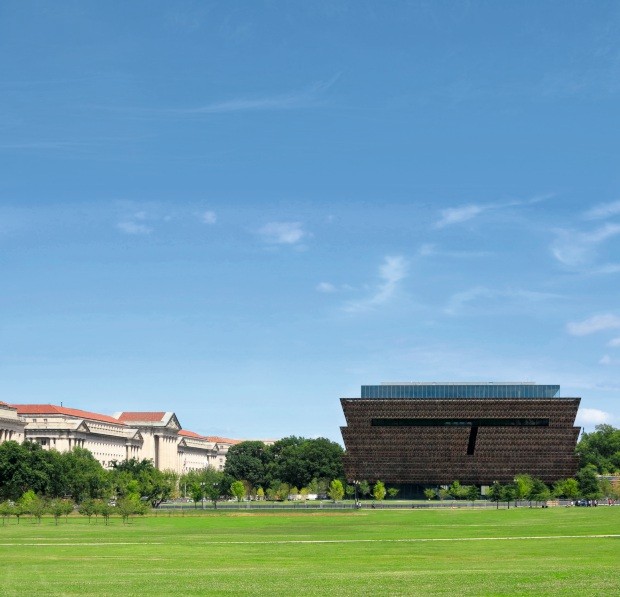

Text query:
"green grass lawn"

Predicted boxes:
[[1, 508, 618, 596]]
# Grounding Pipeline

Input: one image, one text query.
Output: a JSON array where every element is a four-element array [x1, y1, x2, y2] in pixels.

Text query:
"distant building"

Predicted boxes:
[[4, 403, 240, 473], [341, 382, 580, 492], [0, 401, 26, 443]]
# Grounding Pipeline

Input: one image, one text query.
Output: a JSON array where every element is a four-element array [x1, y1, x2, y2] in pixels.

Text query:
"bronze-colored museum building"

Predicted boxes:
[[341, 382, 580, 490]]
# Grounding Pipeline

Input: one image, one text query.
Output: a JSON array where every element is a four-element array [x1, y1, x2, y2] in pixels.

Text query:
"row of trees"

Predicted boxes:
[[423, 470, 619, 507], [223, 437, 345, 491], [0, 492, 148, 525], [0, 441, 178, 506]]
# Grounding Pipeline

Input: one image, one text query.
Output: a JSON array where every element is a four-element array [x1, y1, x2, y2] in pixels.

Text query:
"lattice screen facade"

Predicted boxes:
[[341, 393, 580, 485]]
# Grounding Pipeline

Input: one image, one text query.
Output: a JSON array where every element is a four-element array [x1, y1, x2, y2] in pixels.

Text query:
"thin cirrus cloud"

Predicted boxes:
[[551, 223, 620, 267], [566, 314, 620, 336], [435, 193, 552, 228], [445, 286, 561, 315], [343, 255, 408, 314], [316, 282, 337, 293], [116, 220, 152, 235], [200, 210, 217, 224], [583, 200, 620, 220], [258, 221, 307, 245], [607, 337, 620, 347], [137, 76, 341, 117]]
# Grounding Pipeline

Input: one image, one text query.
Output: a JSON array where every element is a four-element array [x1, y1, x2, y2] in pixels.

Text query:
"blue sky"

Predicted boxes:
[[1, 1, 619, 441]]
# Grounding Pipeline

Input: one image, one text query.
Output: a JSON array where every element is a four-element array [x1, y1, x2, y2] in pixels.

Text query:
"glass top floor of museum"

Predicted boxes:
[[360, 383, 561, 399]]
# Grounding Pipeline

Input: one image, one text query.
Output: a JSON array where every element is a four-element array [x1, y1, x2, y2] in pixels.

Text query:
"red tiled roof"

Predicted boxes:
[[116, 412, 166, 423], [179, 429, 207, 440], [12, 404, 124, 426], [206, 436, 241, 445], [0, 401, 14, 408]]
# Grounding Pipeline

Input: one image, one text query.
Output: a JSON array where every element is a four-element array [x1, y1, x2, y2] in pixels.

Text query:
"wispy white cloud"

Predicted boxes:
[[445, 286, 562, 315], [584, 200, 620, 220], [180, 77, 338, 114], [316, 282, 336, 293], [607, 337, 620, 347], [117, 221, 152, 235], [343, 255, 408, 314], [567, 314, 620, 336], [576, 408, 612, 427], [435, 193, 553, 229], [435, 204, 486, 228], [551, 223, 620, 267], [259, 221, 307, 245], [200, 210, 217, 224]]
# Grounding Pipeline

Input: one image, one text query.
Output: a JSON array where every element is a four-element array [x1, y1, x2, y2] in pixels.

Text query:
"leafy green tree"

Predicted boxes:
[[266, 437, 345, 490], [49, 498, 65, 525], [438, 488, 449, 501], [488, 482, 503, 508], [553, 478, 579, 499], [189, 482, 204, 508], [30, 495, 47, 524], [387, 488, 399, 499], [202, 467, 227, 508], [358, 480, 371, 499], [373, 481, 386, 502], [502, 484, 516, 507], [465, 485, 479, 505], [18, 490, 41, 521], [576, 465, 602, 499], [448, 480, 466, 500], [78, 498, 97, 523], [256, 487, 265, 501], [223, 441, 270, 488], [230, 480, 246, 502], [424, 488, 436, 501], [116, 495, 146, 524], [94, 499, 113, 525], [328, 479, 345, 501], [513, 474, 534, 505], [62, 447, 110, 502], [529, 478, 551, 505], [576, 424, 620, 474], [0, 500, 13, 525]]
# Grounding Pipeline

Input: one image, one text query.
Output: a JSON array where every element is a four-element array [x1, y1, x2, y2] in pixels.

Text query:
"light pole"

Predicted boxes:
[[200, 482, 205, 510]]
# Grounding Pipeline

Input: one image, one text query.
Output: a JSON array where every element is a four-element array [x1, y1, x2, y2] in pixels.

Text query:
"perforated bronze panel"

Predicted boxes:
[[340, 398, 580, 485]]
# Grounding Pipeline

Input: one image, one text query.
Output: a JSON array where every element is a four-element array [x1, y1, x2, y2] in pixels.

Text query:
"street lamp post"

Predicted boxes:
[[200, 482, 205, 510]]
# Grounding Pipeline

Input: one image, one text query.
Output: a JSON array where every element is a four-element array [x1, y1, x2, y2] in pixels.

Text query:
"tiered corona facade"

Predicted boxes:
[[341, 383, 580, 486]]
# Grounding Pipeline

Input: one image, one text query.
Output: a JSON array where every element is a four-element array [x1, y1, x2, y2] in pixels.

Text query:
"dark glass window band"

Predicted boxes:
[[370, 418, 550, 427]]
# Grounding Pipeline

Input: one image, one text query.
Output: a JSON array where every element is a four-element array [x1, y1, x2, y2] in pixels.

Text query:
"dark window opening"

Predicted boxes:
[[370, 418, 549, 427], [467, 426, 478, 455]]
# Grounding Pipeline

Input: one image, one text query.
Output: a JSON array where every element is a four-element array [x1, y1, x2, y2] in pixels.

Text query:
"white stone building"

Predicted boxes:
[[0, 401, 26, 443], [4, 404, 240, 474]]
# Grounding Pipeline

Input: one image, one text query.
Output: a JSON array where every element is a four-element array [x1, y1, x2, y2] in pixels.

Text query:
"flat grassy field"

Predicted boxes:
[[1, 508, 618, 596]]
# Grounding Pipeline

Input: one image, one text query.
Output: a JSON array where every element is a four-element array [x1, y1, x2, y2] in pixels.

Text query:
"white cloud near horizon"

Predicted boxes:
[[343, 255, 408, 314], [567, 314, 620, 336], [576, 408, 612, 427], [259, 221, 307, 245]]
